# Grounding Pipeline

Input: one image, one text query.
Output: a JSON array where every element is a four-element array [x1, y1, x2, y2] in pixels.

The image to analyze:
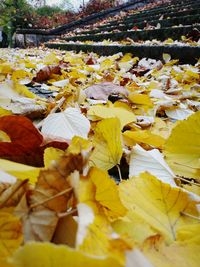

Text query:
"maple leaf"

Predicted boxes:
[[164, 111, 200, 179]]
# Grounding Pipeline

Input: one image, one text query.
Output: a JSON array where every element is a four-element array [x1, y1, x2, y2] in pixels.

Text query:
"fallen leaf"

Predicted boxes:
[[0, 212, 23, 260], [0, 115, 68, 166], [143, 236, 200, 267], [129, 145, 175, 186], [89, 167, 127, 220], [119, 172, 200, 243], [128, 93, 153, 107], [90, 118, 123, 170], [88, 101, 136, 128], [41, 107, 90, 140], [33, 65, 61, 83], [123, 130, 165, 148], [0, 179, 28, 209], [164, 111, 200, 179], [10, 242, 122, 267], [85, 82, 129, 101], [0, 159, 40, 184]]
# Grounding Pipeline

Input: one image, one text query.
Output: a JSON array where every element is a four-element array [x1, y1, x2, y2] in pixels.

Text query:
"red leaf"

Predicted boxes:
[[0, 116, 68, 167]]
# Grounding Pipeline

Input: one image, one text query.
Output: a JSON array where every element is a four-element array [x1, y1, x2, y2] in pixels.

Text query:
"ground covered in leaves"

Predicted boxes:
[[0, 48, 200, 267]]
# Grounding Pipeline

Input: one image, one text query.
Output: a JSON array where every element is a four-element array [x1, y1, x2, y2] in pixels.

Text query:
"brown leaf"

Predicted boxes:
[[33, 65, 61, 83], [0, 180, 29, 209], [14, 151, 86, 242], [0, 115, 68, 167], [15, 194, 58, 242]]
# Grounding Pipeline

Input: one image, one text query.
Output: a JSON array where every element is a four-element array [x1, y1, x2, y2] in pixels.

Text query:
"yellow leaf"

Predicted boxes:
[[128, 93, 153, 107], [185, 69, 199, 81], [0, 159, 40, 184], [10, 242, 122, 267], [119, 53, 133, 63], [164, 38, 174, 44], [123, 130, 165, 148], [100, 58, 114, 70], [90, 118, 123, 170], [119, 172, 200, 243], [64, 55, 84, 66], [44, 147, 65, 168], [12, 70, 32, 81], [143, 237, 200, 267], [14, 83, 35, 98], [25, 61, 36, 69], [176, 224, 200, 245], [0, 64, 13, 74], [76, 203, 128, 264], [183, 184, 200, 197], [67, 136, 92, 155], [0, 130, 11, 142], [0, 212, 23, 260], [88, 102, 136, 128], [0, 107, 12, 116], [151, 118, 173, 140], [113, 213, 156, 246], [89, 167, 127, 220], [164, 111, 200, 179], [44, 53, 59, 65]]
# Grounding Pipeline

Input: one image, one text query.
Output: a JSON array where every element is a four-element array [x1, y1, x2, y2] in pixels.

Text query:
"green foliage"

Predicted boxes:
[[36, 5, 64, 17], [0, 0, 33, 46]]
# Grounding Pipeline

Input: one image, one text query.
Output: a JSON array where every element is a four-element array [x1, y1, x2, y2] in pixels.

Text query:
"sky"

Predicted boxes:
[[46, 0, 90, 10]]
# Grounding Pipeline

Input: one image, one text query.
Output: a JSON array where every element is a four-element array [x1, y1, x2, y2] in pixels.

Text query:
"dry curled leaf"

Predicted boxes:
[[33, 65, 61, 83]]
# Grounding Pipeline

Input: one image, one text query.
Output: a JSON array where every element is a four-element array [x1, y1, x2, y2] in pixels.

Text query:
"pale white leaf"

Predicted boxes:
[[0, 170, 16, 184], [41, 108, 90, 140], [149, 89, 167, 99], [76, 203, 95, 247], [51, 79, 69, 88], [165, 108, 194, 121], [129, 145, 176, 186]]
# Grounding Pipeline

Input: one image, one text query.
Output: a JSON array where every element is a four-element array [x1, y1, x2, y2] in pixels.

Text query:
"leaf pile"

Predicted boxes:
[[0, 48, 200, 267]]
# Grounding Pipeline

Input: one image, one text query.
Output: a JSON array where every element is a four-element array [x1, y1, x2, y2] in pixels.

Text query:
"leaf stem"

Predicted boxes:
[[181, 212, 200, 221], [57, 208, 77, 218], [116, 164, 122, 182], [30, 187, 72, 209], [176, 176, 200, 187]]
